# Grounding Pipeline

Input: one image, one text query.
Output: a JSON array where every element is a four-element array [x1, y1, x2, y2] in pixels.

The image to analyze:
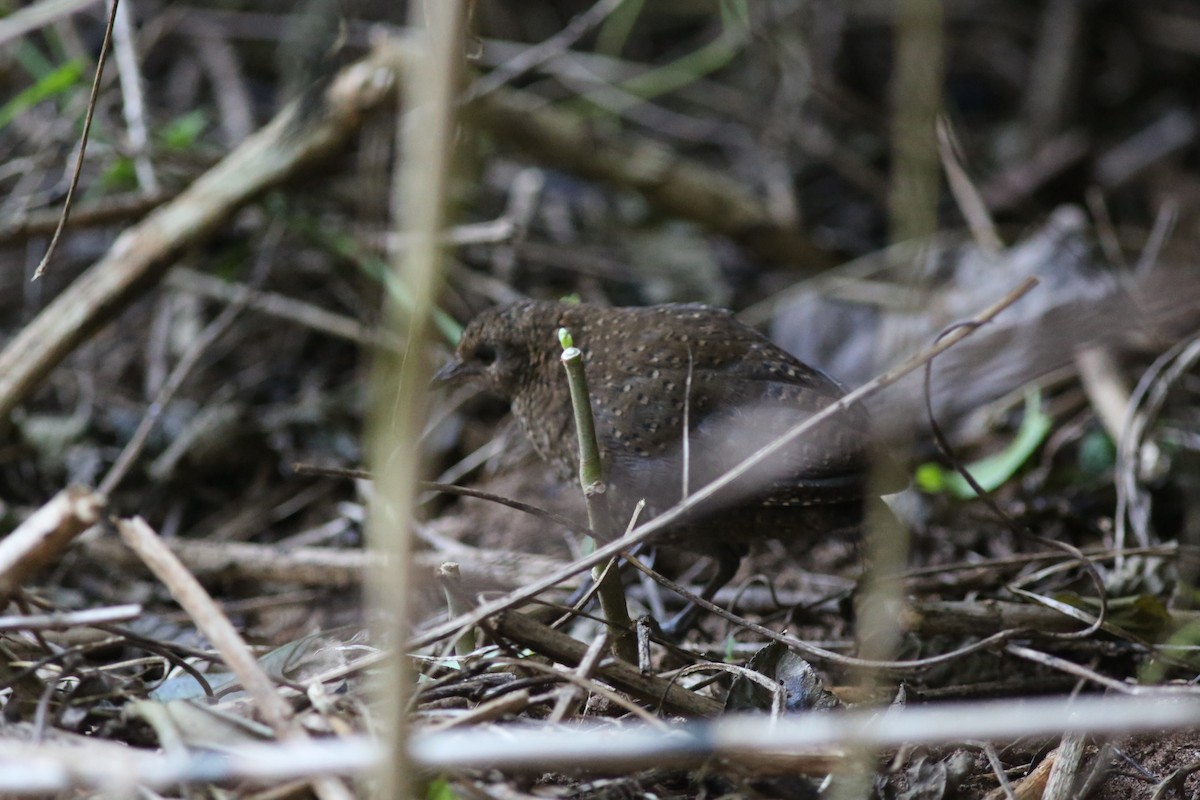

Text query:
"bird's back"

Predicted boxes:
[[540, 304, 894, 523]]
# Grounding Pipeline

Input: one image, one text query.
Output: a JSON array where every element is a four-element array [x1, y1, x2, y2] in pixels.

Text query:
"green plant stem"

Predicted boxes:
[[559, 333, 637, 664]]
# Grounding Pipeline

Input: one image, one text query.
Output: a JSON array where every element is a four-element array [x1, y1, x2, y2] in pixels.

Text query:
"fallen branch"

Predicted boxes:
[[0, 485, 105, 598]]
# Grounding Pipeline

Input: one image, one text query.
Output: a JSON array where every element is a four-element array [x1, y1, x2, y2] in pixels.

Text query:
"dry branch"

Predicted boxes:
[[83, 533, 569, 590], [114, 516, 296, 732], [490, 609, 723, 718], [0, 603, 139, 632], [0, 485, 105, 598]]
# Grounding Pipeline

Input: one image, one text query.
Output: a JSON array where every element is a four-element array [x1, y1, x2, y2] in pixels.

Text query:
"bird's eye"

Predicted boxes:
[[472, 344, 498, 366]]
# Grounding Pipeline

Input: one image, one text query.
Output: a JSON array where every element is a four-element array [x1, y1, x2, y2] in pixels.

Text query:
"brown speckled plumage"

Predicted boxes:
[[437, 300, 900, 632]]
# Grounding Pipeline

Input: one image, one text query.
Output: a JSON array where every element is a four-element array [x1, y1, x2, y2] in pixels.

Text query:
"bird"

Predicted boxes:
[[434, 300, 903, 635]]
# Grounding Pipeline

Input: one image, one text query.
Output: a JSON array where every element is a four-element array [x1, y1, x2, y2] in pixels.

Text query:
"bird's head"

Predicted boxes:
[[433, 302, 561, 398]]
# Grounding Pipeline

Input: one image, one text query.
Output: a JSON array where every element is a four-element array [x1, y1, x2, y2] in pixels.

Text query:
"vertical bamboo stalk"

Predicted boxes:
[[888, 0, 944, 245], [831, 9, 945, 796], [365, 4, 465, 798]]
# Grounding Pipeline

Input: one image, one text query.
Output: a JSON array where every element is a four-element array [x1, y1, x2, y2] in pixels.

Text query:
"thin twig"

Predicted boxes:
[[293, 463, 593, 538], [0, 603, 141, 632], [32, 0, 120, 280], [465, 0, 628, 100], [114, 517, 295, 730], [1005, 643, 1200, 695]]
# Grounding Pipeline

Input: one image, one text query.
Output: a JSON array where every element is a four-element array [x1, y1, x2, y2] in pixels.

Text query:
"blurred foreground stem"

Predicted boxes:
[[364, 4, 465, 799]]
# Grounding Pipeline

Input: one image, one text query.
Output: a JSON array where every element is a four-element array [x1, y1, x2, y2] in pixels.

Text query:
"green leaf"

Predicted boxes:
[[99, 156, 138, 191], [916, 388, 1052, 498], [615, 24, 744, 101], [577, 4, 750, 121], [0, 58, 84, 130], [425, 776, 459, 800], [913, 461, 948, 493], [594, 0, 645, 56], [1140, 612, 1200, 683], [159, 109, 209, 150], [1077, 428, 1116, 477], [720, 0, 750, 27]]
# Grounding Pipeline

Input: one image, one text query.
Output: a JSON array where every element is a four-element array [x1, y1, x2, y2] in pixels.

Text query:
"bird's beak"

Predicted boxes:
[[431, 356, 466, 386]]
